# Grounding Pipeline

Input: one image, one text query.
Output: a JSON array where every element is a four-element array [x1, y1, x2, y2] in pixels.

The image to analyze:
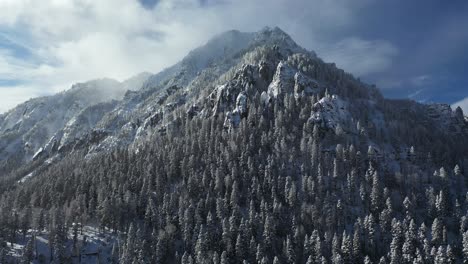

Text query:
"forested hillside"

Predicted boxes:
[[0, 27, 467, 263]]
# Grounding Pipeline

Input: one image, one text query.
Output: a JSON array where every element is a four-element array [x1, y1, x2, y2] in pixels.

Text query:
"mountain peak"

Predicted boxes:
[[141, 26, 315, 94], [182, 27, 307, 74], [257, 26, 290, 38], [252, 26, 310, 55]]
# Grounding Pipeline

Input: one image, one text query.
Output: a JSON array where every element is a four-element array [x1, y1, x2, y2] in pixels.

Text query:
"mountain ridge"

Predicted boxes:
[[1, 26, 467, 179]]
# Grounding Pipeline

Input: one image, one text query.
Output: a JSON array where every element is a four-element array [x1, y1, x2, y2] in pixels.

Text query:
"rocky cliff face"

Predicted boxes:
[[0, 77, 149, 172]]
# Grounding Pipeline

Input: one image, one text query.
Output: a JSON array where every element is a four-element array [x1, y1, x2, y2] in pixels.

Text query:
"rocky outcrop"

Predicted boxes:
[[0, 78, 133, 164], [268, 61, 322, 100], [309, 95, 349, 131], [224, 92, 248, 129], [210, 64, 260, 116], [294, 72, 321, 98], [187, 104, 200, 119], [236, 92, 248, 117], [426, 104, 468, 134], [268, 61, 296, 98], [59, 101, 118, 149]]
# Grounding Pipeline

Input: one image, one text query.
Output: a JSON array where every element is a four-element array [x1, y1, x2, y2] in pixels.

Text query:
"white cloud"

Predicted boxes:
[[318, 37, 398, 77], [0, 0, 394, 113], [452, 97, 468, 115], [410, 75, 431, 87], [0, 85, 46, 113], [408, 89, 424, 99]]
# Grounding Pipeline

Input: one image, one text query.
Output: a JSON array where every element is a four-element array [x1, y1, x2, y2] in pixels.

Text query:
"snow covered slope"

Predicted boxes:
[[0, 75, 151, 174], [2, 26, 467, 180]]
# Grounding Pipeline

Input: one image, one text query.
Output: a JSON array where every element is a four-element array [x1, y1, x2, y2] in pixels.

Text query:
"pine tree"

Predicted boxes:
[[352, 223, 362, 263], [402, 231, 415, 263], [195, 225, 208, 264], [435, 191, 447, 218], [446, 244, 454, 263], [370, 171, 382, 212], [181, 251, 190, 264], [263, 215, 275, 252], [20, 207, 32, 239], [303, 234, 311, 258], [389, 220, 402, 264], [364, 214, 376, 256], [21, 238, 34, 264], [121, 223, 137, 263], [431, 218, 443, 246], [51, 208, 68, 264], [341, 231, 352, 263], [220, 251, 229, 264], [273, 256, 280, 264], [35, 209, 45, 234], [256, 244, 264, 263], [212, 251, 220, 264], [286, 235, 296, 264], [235, 232, 246, 262], [364, 255, 372, 264], [463, 231, 468, 261], [156, 235, 167, 263], [111, 243, 119, 264], [434, 246, 446, 264], [412, 248, 424, 264], [0, 248, 8, 264]]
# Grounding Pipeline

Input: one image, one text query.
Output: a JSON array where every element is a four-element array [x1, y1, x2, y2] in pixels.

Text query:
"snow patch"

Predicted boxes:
[[18, 172, 34, 183], [32, 147, 44, 160]]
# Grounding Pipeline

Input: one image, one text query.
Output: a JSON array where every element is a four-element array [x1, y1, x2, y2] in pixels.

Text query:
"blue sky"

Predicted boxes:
[[0, 0, 467, 113], [354, 0, 468, 104]]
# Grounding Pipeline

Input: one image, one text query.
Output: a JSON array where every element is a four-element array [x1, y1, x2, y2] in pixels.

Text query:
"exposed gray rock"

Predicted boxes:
[[293, 72, 320, 98], [309, 95, 349, 131], [236, 92, 248, 117], [268, 61, 295, 98], [268, 61, 322, 100]]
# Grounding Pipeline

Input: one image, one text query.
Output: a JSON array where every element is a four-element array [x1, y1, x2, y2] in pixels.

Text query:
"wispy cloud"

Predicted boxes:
[[410, 75, 431, 87], [408, 89, 424, 99], [318, 37, 398, 77]]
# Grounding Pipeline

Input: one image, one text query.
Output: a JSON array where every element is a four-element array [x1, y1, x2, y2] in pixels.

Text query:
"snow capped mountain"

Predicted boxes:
[[141, 30, 254, 92], [1, 26, 467, 180], [1, 26, 468, 263]]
